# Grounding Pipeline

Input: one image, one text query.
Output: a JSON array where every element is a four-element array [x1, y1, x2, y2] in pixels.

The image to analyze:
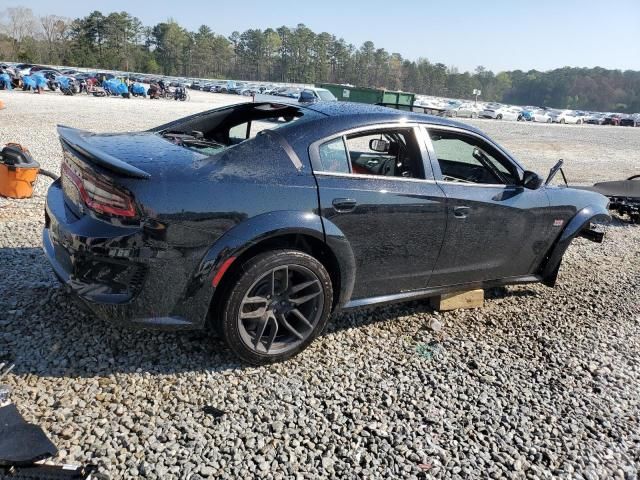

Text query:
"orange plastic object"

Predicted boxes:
[[0, 164, 39, 198], [0, 99, 5, 110]]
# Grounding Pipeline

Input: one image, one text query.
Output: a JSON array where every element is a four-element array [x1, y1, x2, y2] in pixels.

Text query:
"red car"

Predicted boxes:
[[602, 114, 622, 126]]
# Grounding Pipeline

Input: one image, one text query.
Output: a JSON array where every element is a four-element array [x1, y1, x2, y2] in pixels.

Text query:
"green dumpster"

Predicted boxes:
[[317, 83, 415, 107]]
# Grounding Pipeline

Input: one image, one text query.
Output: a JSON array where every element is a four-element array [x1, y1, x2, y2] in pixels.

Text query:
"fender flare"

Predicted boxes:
[[539, 204, 611, 286], [174, 211, 356, 327]]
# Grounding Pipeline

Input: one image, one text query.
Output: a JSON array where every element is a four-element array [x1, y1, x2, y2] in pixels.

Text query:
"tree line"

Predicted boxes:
[[2, 7, 640, 112]]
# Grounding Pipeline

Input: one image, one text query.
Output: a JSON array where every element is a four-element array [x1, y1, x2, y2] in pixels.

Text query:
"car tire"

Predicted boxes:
[[576, 119, 582, 124], [547, 118, 552, 123], [215, 249, 333, 365], [452, 111, 457, 117], [496, 114, 503, 120], [471, 112, 477, 119], [560, 118, 565, 124]]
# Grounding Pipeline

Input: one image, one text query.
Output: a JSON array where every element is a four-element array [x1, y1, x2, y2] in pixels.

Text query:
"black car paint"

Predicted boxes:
[[43, 102, 610, 330]]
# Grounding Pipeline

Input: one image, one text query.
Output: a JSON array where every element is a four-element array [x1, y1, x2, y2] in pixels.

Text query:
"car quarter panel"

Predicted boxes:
[[45, 130, 322, 328]]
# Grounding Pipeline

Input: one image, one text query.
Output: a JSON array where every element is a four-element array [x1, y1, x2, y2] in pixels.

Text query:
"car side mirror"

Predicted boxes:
[[522, 170, 543, 190], [369, 139, 389, 152]]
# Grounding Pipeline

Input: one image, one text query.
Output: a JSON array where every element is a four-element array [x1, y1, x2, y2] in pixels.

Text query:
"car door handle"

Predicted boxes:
[[453, 206, 470, 218], [332, 198, 357, 212]]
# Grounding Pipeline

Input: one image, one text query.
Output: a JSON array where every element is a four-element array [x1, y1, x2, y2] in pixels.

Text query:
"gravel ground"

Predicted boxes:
[[0, 89, 639, 479], [465, 118, 640, 184]]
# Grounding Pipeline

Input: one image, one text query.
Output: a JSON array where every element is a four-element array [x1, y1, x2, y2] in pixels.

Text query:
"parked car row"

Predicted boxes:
[[442, 100, 640, 126], [0, 63, 190, 101], [3, 62, 639, 126]]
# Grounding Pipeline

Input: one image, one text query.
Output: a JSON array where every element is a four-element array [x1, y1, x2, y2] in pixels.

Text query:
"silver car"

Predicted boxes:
[[444, 103, 481, 118]]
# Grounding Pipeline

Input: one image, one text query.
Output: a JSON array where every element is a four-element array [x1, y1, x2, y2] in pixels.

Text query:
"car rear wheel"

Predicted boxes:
[[496, 114, 503, 120], [216, 250, 333, 365]]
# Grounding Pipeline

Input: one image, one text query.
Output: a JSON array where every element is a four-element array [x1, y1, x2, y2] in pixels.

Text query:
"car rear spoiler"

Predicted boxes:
[[57, 125, 151, 180]]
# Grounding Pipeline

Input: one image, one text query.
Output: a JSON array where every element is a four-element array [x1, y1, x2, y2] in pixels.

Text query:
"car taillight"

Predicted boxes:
[[62, 162, 137, 218]]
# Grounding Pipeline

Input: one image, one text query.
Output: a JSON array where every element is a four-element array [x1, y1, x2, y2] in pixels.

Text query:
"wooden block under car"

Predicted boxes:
[[431, 289, 484, 311]]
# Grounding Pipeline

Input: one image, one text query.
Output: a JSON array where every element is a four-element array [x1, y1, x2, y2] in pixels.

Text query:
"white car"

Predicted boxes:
[[530, 109, 553, 123], [550, 109, 583, 124], [480, 105, 521, 121], [444, 103, 481, 118]]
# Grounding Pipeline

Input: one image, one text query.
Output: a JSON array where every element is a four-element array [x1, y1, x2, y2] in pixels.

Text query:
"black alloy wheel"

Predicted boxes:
[[217, 250, 333, 365]]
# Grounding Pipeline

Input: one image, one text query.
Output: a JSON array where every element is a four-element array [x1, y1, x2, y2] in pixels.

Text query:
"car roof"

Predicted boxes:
[[300, 101, 484, 132]]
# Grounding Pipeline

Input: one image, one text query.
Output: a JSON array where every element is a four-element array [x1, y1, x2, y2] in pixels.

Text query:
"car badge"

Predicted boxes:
[[553, 219, 564, 227]]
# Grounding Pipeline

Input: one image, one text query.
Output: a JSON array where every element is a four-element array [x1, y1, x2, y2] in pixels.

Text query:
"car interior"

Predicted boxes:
[[317, 128, 425, 178], [155, 102, 304, 155], [429, 131, 518, 185], [345, 129, 424, 178]]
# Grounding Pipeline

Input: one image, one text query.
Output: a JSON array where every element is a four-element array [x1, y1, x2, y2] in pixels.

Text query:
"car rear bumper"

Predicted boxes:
[[43, 180, 204, 330]]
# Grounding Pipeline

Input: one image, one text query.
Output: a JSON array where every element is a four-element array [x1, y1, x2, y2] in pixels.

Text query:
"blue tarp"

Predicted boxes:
[[56, 75, 71, 89], [22, 76, 36, 88], [32, 73, 47, 88], [103, 79, 128, 95], [0, 73, 12, 90], [132, 83, 146, 95]]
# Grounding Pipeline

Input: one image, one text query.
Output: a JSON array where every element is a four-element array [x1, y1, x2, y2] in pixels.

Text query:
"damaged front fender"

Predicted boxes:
[[538, 204, 611, 286]]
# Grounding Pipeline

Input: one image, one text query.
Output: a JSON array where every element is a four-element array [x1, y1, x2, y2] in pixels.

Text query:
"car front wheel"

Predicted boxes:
[[216, 250, 333, 365]]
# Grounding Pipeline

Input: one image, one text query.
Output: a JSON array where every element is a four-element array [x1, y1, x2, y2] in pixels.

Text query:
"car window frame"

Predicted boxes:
[[421, 125, 524, 188], [308, 123, 436, 183]]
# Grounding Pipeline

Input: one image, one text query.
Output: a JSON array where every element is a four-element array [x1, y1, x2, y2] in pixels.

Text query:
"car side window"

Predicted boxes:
[[229, 122, 249, 144], [344, 128, 424, 179], [427, 130, 518, 185], [318, 137, 350, 173]]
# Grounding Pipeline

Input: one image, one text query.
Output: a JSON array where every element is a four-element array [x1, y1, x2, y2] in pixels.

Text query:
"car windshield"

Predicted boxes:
[[317, 90, 336, 101]]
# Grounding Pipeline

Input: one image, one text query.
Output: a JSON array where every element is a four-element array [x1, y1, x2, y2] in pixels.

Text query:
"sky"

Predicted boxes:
[[8, 0, 640, 73]]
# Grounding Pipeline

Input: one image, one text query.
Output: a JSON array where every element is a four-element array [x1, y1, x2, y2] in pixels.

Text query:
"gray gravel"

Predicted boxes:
[[0, 89, 639, 479]]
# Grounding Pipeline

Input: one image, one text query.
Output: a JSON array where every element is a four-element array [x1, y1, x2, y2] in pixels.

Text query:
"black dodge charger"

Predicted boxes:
[[43, 102, 609, 364]]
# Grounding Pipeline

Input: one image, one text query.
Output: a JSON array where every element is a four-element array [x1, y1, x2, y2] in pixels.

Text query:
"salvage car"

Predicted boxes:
[[43, 102, 610, 364], [602, 114, 622, 126], [479, 105, 521, 120], [549, 109, 583, 124], [444, 103, 481, 118], [619, 114, 640, 127]]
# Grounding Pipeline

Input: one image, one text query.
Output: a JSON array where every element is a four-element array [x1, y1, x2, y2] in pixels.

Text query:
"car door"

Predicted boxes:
[[423, 125, 551, 287], [309, 124, 448, 300]]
